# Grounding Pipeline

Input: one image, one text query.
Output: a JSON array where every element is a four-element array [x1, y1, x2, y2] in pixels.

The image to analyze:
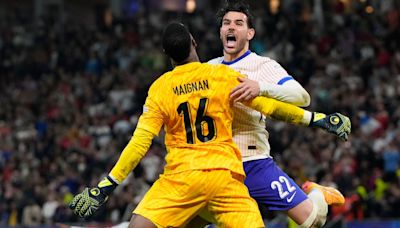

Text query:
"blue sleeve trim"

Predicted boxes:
[[277, 76, 294, 85]]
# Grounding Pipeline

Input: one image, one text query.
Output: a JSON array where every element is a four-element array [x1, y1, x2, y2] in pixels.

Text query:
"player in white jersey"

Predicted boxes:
[[208, 51, 310, 162], [197, 1, 345, 227]]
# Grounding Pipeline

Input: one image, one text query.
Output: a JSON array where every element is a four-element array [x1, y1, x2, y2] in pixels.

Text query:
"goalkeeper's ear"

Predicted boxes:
[[190, 34, 198, 48]]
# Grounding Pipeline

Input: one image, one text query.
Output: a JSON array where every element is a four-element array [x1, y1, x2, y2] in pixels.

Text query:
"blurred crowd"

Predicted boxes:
[[0, 0, 400, 226]]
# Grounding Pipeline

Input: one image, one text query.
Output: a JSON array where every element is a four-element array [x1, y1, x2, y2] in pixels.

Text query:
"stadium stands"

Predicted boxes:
[[0, 0, 399, 226]]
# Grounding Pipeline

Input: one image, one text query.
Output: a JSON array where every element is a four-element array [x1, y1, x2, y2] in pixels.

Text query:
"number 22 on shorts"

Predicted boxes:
[[271, 176, 297, 203]]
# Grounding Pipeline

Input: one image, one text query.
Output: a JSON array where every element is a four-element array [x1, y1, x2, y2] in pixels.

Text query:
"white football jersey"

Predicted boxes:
[[208, 51, 294, 161]]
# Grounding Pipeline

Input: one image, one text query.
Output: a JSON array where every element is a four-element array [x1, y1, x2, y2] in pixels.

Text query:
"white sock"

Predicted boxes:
[[307, 189, 328, 227], [308, 189, 328, 214]]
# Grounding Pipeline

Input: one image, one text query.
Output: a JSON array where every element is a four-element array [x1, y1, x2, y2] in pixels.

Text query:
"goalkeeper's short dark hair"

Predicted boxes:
[[217, 0, 254, 29], [162, 22, 191, 63]]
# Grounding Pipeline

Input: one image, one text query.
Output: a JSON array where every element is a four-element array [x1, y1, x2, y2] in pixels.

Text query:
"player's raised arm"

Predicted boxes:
[[230, 76, 311, 107], [69, 85, 164, 219], [222, 66, 350, 141], [243, 97, 351, 141]]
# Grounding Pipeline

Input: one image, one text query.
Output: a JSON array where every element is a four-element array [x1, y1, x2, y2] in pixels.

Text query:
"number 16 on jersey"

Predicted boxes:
[[177, 98, 216, 144]]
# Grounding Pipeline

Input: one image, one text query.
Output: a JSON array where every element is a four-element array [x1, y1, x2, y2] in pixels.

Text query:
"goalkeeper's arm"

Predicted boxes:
[[69, 127, 156, 218], [244, 96, 351, 141]]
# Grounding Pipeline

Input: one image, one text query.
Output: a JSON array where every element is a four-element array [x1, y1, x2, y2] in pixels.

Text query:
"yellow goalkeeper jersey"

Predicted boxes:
[[138, 62, 246, 175], [109, 62, 308, 182]]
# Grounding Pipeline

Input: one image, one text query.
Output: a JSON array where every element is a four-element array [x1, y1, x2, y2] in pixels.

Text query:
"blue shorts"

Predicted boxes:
[[243, 158, 308, 211]]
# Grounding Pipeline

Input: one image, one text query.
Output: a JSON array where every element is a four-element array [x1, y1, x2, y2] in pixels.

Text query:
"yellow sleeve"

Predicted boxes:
[[244, 96, 311, 126], [109, 127, 155, 183], [137, 81, 165, 135], [109, 81, 165, 183]]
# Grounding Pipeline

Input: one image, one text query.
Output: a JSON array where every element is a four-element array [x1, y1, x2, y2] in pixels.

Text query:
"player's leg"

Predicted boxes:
[[129, 214, 157, 228], [286, 199, 314, 224], [244, 158, 343, 227], [283, 179, 345, 228], [187, 164, 333, 227], [287, 197, 327, 228], [243, 158, 311, 225], [298, 181, 345, 227], [185, 215, 210, 228], [207, 170, 264, 227], [187, 161, 326, 227], [131, 170, 207, 228]]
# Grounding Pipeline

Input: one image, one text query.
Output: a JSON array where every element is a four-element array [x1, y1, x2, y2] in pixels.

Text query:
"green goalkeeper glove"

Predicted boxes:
[[309, 112, 351, 141], [69, 176, 118, 218]]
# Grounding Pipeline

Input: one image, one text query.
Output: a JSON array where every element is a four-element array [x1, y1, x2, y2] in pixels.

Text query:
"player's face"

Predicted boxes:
[[220, 11, 255, 56]]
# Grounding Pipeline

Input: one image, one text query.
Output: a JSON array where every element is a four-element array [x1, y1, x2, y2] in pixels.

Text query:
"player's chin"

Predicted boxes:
[[224, 47, 239, 54]]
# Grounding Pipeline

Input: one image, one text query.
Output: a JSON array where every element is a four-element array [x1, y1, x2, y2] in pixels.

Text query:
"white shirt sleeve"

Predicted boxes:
[[259, 79, 311, 107], [258, 59, 290, 84]]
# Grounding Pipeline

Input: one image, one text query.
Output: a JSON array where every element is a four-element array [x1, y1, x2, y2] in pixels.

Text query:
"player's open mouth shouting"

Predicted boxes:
[[226, 33, 237, 49]]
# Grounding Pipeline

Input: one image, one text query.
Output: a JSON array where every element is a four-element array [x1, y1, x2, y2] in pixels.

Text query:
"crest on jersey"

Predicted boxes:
[[143, 105, 149, 113]]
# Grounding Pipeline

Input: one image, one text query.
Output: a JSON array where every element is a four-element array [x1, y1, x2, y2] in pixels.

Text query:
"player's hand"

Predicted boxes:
[[309, 112, 351, 141], [230, 77, 260, 102], [69, 187, 108, 218], [69, 176, 117, 218]]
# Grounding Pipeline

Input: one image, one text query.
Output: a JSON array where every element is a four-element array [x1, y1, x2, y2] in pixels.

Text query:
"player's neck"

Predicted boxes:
[[223, 49, 250, 62], [173, 55, 200, 67]]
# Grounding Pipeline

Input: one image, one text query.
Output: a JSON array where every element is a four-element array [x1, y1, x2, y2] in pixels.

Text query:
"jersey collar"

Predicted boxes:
[[221, 50, 251, 65], [173, 62, 202, 73]]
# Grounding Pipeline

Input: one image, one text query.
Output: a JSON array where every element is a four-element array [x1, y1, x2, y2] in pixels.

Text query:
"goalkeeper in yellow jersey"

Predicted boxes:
[[69, 22, 350, 228]]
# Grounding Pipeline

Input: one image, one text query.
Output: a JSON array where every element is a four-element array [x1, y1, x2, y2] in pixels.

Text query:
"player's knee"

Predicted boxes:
[[299, 201, 327, 228]]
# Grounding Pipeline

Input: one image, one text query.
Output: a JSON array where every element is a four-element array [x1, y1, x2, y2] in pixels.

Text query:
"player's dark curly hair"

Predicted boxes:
[[162, 22, 191, 63], [217, 0, 254, 28]]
